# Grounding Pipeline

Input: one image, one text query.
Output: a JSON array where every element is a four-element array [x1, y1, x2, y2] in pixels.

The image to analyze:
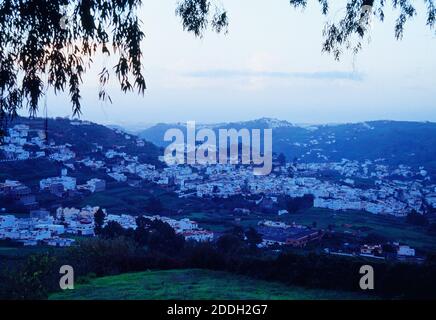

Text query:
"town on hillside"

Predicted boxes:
[[1, 119, 435, 263]]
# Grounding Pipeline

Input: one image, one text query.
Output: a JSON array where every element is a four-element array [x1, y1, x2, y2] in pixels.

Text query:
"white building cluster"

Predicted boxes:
[[40, 170, 77, 192], [56, 206, 99, 236], [2, 119, 435, 238], [0, 124, 40, 160], [0, 212, 74, 247], [161, 159, 435, 217]]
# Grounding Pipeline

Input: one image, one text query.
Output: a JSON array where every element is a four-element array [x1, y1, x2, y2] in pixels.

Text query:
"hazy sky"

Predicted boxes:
[[38, 0, 436, 126]]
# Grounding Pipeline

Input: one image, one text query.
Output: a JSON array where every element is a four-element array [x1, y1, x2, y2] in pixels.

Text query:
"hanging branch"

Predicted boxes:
[[289, 0, 435, 60], [0, 0, 229, 138]]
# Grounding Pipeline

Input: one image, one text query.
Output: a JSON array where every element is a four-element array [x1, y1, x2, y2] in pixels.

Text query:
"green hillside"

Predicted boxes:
[[49, 269, 373, 300]]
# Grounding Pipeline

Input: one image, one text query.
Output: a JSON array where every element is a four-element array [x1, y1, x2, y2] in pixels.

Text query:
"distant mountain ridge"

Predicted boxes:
[[136, 118, 436, 172], [7, 116, 434, 173]]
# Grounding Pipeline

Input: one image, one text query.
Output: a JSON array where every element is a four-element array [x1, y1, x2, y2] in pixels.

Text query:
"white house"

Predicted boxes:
[[0, 215, 16, 228], [397, 245, 415, 257]]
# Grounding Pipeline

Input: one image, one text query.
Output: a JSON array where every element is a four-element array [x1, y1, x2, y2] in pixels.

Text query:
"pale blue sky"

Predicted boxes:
[[40, 0, 435, 126]]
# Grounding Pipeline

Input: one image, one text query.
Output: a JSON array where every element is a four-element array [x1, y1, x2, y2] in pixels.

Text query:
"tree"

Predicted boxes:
[[231, 225, 245, 239], [217, 226, 245, 253], [0, 0, 141, 121], [177, 0, 436, 62], [175, 0, 228, 37], [0, 254, 57, 300], [134, 215, 152, 246], [245, 227, 262, 249], [289, 0, 436, 60], [0, 0, 227, 132], [101, 221, 126, 239], [177, 0, 435, 62], [406, 210, 429, 226], [135, 215, 152, 230], [68, 236, 141, 276], [216, 233, 243, 253], [286, 194, 314, 213], [146, 220, 185, 254], [94, 208, 105, 235]]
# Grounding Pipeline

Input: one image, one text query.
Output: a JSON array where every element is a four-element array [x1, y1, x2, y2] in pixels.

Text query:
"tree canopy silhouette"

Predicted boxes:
[[0, 0, 227, 129], [0, 0, 434, 130], [289, 0, 435, 59]]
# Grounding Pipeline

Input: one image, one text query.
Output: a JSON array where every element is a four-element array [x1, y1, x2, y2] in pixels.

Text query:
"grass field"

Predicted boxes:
[[49, 269, 372, 300]]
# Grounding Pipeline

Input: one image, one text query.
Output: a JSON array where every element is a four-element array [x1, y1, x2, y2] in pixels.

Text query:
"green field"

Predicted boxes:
[[49, 269, 372, 300]]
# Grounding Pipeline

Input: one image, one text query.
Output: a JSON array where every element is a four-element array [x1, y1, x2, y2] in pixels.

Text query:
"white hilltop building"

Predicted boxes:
[[40, 169, 76, 191]]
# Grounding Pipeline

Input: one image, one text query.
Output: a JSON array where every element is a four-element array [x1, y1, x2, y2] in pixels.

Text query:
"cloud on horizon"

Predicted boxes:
[[184, 69, 365, 81]]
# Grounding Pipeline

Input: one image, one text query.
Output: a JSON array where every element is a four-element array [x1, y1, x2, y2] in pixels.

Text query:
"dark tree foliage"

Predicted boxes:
[[245, 227, 262, 249], [216, 233, 244, 253], [101, 220, 126, 239], [2, 230, 436, 299], [0, 254, 57, 300], [289, 0, 436, 60], [95, 216, 185, 254], [0, 0, 146, 122], [176, 0, 228, 37], [94, 207, 106, 235], [135, 215, 152, 229], [286, 194, 314, 213], [216, 226, 245, 253], [0, 0, 227, 132], [406, 210, 429, 226], [134, 215, 152, 246], [146, 219, 185, 254]]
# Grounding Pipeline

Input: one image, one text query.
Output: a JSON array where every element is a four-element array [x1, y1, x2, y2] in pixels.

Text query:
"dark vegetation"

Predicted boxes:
[[289, 0, 436, 59], [1, 217, 436, 300], [286, 194, 314, 214], [406, 210, 430, 227]]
